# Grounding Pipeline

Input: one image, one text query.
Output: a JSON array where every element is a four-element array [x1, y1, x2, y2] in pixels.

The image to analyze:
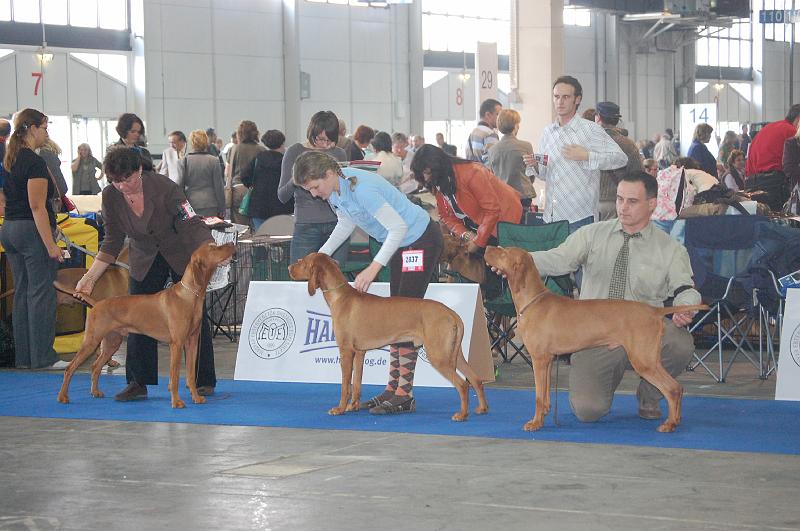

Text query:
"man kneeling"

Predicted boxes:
[[530, 172, 700, 421]]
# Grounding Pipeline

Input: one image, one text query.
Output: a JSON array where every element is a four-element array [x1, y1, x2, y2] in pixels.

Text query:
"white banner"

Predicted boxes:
[[234, 282, 493, 387], [475, 41, 498, 113], [776, 289, 800, 400]]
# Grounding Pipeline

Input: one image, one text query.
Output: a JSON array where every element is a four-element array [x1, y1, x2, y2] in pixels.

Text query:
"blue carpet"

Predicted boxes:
[[1, 372, 798, 455]]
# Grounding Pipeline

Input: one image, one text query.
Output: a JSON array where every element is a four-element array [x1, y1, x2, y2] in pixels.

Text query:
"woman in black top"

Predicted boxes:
[[241, 129, 293, 230], [0, 108, 65, 369], [113, 112, 154, 171]]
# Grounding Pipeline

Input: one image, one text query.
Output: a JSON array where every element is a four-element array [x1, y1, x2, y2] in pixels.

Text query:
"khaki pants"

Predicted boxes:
[[568, 318, 694, 422]]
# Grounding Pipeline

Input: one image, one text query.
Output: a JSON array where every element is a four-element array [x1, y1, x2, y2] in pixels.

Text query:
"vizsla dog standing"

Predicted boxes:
[[288, 252, 488, 421], [484, 246, 708, 433], [55, 242, 235, 408]]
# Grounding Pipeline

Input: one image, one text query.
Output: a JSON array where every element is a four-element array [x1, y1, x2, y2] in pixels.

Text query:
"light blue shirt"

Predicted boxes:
[[322, 167, 430, 265]]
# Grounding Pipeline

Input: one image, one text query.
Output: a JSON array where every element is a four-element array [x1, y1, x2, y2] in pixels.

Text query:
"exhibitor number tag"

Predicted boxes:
[[401, 249, 424, 272]]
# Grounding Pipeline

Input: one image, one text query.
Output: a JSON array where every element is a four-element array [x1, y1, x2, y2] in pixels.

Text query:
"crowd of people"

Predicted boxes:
[[0, 71, 798, 421]]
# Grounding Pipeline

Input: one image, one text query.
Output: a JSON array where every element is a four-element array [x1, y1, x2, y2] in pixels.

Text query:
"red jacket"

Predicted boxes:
[[436, 162, 523, 247], [746, 119, 797, 176]]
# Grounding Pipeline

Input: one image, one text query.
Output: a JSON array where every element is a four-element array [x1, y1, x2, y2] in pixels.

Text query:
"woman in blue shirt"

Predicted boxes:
[[687, 123, 718, 178], [293, 150, 442, 415]]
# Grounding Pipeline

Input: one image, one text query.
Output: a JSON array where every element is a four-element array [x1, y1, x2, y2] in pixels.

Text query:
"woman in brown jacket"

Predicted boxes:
[[75, 147, 217, 401]]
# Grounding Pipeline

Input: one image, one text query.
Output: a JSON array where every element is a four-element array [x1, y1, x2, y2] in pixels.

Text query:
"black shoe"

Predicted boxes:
[[197, 385, 215, 397], [360, 391, 396, 410], [369, 397, 416, 415], [115, 382, 147, 402]]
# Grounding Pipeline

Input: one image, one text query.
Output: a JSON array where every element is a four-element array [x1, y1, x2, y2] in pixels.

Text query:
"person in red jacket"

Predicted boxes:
[[745, 104, 800, 211], [411, 144, 522, 297]]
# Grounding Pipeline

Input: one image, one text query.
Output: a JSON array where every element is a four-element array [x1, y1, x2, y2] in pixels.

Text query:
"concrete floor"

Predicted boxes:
[[1, 335, 798, 531]]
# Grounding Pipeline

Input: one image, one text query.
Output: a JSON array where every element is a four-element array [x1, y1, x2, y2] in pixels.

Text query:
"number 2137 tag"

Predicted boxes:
[[401, 250, 424, 272]]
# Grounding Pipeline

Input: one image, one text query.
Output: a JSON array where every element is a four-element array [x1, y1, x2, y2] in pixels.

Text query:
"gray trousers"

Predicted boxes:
[[568, 318, 694, 422], [0, 220, 59, 368]]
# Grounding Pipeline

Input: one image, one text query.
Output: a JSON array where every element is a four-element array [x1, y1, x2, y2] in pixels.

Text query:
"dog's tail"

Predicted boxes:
[[655, 304, 709, 316], [53, 281, 97, 309]]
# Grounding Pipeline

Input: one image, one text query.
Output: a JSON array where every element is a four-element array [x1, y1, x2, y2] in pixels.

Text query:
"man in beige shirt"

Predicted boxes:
[[531, 171, 700, 423]]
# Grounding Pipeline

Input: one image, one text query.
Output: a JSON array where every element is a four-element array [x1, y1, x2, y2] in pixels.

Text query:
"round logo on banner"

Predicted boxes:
[[249, 308, 296, 360], [790, 324, 800, 369]]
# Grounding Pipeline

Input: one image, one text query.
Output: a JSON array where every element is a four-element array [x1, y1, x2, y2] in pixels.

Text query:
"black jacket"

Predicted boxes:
[[241, 150, 294, 219]]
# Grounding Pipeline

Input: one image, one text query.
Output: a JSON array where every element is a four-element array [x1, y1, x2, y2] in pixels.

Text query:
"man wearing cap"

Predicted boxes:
[[595, 101, 643, 220], [524, 76, 627, 232]]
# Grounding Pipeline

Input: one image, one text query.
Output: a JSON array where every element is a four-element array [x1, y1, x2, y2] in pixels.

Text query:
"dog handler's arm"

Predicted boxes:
[[354, 203, 407, 292], [529, 227, 592, 277], [78, 187, 125, 294], [318, 210, 356, 261], [667, 245, 701, 327]]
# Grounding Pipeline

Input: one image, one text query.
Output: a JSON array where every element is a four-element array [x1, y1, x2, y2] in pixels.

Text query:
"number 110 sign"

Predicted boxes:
[[679, 103, 718, 156]]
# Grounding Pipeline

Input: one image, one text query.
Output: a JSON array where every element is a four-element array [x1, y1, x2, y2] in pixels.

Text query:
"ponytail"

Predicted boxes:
[[4, 108, 47, 171]]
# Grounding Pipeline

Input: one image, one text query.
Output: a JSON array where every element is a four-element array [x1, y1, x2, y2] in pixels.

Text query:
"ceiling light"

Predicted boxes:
[[622, 12, 681, 22], [35, 46, 53, 65]]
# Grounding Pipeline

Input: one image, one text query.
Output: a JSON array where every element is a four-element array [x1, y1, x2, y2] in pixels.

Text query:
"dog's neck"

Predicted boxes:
[[319, 267, 353, 307], [507, 255, 548, 312]]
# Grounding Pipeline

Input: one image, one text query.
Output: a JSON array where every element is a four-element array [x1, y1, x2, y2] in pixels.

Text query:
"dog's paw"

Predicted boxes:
[[657, 422, 677, 433], [172, 399, 186, 409], [523, 419, 543, 431], [57, 394, 69, 404], [474, 405, 489, 415], [328, 406, 346, 415], [451, 412, 467, 422], [192, 395, 207, 405], [91, 390, 104, 398], [345, 402, 360, 412]]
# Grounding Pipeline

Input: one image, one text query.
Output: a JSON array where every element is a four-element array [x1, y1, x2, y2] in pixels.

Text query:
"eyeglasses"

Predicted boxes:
[[111, 170, 142, 188]]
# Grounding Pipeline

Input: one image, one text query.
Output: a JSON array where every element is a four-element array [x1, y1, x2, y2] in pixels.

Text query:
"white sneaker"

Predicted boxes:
[[46, 360, 71, 370]]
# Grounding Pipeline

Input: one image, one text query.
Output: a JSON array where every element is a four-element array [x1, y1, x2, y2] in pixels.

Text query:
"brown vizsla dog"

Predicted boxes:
[[56, 246, 131, 369], [484, 246, 708, 433], [288, 252, 489, 421], [440, 232, 486, 284], [55, 242, 235, 408]]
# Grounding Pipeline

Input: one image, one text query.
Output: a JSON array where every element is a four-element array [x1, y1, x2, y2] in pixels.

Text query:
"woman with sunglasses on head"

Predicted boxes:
[[277, 110, 349, 264], [0, 108, 66, 369], [75, 147, 218, 402], [410, 144, 522, 298]]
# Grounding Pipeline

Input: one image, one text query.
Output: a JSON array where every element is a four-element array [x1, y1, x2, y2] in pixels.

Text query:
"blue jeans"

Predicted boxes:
[[290, 221, 350, 265]]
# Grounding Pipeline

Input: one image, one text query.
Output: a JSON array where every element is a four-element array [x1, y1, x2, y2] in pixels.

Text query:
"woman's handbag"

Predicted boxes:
[[238, 188, 252, 216], [46, 167, 77, 213]]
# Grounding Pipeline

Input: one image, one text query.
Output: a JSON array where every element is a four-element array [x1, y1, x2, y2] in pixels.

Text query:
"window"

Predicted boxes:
[[563, 6, 591, 27], [763, 0, 800, 42], [12, 0, 39, 23], [422, 0, 511, 55], [71, 52, 128, 83], [3, 0, 127, 29], [42, 0, 68, 25], [696, 20, 752, 68]]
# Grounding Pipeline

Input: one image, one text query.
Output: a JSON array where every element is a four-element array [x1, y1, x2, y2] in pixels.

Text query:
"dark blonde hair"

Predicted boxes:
[[4, 108, 47, 170], [693, 123, 713, 142], [190, 130, 209, 152], [496, 109, 521, 135], [292, 150, 342, 186]]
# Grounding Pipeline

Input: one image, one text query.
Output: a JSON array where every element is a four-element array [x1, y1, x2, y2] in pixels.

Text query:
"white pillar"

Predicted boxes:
[[514, 0, 564, 149]]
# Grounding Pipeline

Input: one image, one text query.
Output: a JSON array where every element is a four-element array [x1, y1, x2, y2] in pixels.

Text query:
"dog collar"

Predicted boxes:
[[321, 282, 347, 293], [179, 280, 201, 298], [518, 289, 548, 316]]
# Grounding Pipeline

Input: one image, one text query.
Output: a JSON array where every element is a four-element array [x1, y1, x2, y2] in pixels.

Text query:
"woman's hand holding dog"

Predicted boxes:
[[354, 261, 382, 293]]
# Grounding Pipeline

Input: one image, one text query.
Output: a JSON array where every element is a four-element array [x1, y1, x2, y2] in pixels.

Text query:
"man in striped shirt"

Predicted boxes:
[[524, 76, 627, 232], [465, 98, 502, 165]]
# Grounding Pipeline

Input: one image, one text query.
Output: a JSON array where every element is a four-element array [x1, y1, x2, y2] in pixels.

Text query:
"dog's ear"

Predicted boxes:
[[307, 260, 319, 296]]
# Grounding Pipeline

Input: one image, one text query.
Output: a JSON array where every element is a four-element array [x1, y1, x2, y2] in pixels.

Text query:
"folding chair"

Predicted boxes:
[[483, 221, 572, 366], [254, 214, 294, 237], [205, 227, 238, 340], [684, 215, 769, 382]]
